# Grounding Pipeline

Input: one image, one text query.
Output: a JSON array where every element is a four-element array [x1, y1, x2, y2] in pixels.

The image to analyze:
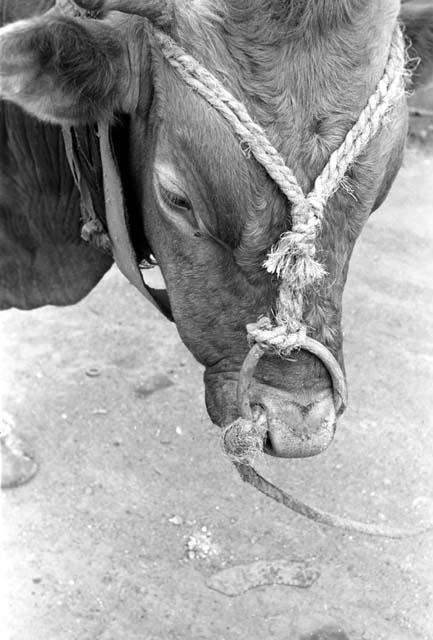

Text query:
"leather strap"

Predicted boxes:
[[98, 123, 173, 320], [62, 124, 173, 321], [62, 125, 112, 251]]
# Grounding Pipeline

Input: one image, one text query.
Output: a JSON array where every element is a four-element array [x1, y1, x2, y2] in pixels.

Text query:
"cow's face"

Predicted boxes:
[[0, 0, 408, 458]]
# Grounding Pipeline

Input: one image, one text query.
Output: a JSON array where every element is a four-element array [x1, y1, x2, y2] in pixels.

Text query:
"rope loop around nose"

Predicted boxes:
[[246, 317, 307, 357], [222, 318, 348, 468], [54, 1, 419, 536]]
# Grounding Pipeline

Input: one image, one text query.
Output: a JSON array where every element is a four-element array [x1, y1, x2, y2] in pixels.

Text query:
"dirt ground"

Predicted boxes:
[[1, 141, 433, 640]]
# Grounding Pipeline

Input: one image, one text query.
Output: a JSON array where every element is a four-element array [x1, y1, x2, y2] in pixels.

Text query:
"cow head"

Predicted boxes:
[[0, 0, 409, 458]]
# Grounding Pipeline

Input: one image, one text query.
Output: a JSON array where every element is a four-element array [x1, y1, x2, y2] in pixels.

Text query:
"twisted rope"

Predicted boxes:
[[236, 463, 433, 539], [154, 30, 307, 213], [155, 25, 406, 472], [155, 27, 406, 342], [60, 2, 405, 347], [54, 4, 427, 537], [246, 316, 306, 356], [59, 5, 406, 351]]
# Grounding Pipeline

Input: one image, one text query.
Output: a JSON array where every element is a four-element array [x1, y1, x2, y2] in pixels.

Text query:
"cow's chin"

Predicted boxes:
[[204, 372, 337, 459]]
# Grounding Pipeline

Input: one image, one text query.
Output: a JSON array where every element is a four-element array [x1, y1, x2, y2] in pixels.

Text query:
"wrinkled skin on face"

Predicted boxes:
[[130, 0, 408, 456], [0, 0, 414, 458]]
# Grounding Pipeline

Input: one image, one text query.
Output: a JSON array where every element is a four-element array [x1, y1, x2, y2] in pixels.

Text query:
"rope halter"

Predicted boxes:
[[58, 2, 406, 370], [154, 27, 406, 340], [58, 0, 406, 449], [153, 25, 406, 461], [56, 3, 433, 538]]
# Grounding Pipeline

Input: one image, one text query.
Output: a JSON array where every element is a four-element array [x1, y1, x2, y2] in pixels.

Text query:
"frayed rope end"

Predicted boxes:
[[222, 417, 266, 466], [264, 232, 326, 288]]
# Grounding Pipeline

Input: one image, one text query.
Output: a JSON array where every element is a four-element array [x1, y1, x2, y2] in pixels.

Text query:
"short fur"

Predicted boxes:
[[0, 0, 424, 435]]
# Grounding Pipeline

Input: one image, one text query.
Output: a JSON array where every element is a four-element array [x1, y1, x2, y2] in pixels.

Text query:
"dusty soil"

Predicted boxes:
[[1, 143, 433, 640]]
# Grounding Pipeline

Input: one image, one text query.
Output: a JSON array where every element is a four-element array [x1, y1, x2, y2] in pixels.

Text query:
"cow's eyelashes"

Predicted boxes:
[[159, 184, 192, 212], [154, 169, 203, 236]]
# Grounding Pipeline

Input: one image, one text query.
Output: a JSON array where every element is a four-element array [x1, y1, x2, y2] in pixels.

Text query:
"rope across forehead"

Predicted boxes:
[[57, 2, 433, 539], [153, 26, 406, 344], [153, 22, 407, 470], [64, 0, 406, 348]]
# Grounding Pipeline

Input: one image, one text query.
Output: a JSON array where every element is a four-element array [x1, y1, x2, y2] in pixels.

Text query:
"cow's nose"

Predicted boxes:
[[262, 390, 337, 458]]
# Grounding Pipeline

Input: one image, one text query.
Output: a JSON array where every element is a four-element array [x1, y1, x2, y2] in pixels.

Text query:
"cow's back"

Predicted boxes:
[[0, 0, 113, 310]]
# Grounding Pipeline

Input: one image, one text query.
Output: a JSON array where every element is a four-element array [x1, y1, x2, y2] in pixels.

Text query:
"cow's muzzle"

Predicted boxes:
[[205, 340, 347, 461], [259, 389, 337, 458]]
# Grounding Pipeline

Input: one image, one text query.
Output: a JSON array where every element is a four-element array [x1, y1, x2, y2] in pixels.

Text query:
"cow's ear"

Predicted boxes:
[[401, 3, 433, 89], [0, 14, 140, 124]]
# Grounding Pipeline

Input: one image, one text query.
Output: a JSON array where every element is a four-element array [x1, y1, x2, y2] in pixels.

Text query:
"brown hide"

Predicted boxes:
[[0, 0, 112, 310], [0, 1, 411, 457]]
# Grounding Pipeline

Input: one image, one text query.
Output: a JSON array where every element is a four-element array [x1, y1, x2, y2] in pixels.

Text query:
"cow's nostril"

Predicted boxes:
[[263, 392, 337, 458], [292, 400, 316, 419], [263, 432, 273, 454]]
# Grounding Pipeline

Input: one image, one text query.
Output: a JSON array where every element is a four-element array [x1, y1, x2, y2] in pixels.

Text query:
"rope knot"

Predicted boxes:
[[264, 229, 326, 290], [291, 199, 320, 229], [247, 317, 307, 356], [263, 199, 325, 287], [81, 219, 112, 252], [222, 415, 267, 465]]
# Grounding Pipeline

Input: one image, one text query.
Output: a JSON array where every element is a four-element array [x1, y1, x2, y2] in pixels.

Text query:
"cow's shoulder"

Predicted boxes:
[[0, 99, 113, 310]]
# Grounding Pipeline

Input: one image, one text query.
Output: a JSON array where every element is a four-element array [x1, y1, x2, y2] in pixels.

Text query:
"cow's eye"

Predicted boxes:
[[159, 184, 192, 212], [153, 166, 201, 234], [155, 171, 192, 214]]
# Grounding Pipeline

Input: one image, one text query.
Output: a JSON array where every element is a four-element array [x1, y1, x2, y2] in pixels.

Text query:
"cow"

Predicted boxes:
[[0, 0, 430, 492]]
